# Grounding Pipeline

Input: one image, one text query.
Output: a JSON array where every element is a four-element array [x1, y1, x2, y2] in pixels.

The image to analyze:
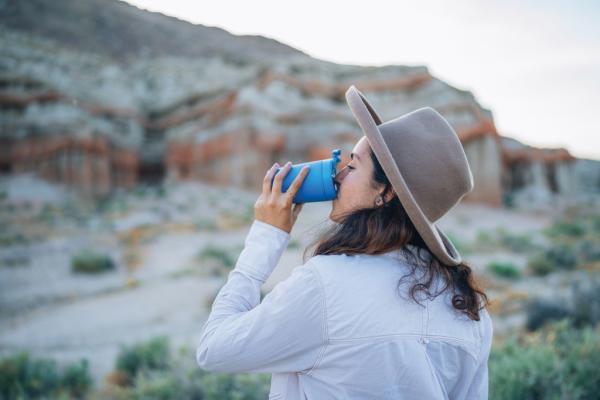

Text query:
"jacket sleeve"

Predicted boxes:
[[195, 219, 327, 374], [465, 308, 494, 399]]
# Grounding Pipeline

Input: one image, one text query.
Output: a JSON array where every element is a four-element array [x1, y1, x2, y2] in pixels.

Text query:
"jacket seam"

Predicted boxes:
[[424, 298, 430, 339], [329, 333, 478, 346], [302, 267, 329, 376], [328, 333, 479, 362], [421, 345, 450, 398]]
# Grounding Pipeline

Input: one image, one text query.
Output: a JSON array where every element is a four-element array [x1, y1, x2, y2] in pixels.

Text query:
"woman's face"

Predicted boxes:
[[330, 136, 384, 223]]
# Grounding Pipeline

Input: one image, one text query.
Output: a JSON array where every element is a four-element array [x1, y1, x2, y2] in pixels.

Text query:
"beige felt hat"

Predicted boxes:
[[345, 85, 474, 266]]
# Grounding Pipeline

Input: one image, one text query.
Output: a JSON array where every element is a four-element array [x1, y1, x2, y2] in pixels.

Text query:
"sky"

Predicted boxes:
[[126, 0, 600, 160]]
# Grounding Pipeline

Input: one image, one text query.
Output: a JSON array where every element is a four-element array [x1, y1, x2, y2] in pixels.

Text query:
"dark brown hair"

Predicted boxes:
[[303, 147, 489, 321]]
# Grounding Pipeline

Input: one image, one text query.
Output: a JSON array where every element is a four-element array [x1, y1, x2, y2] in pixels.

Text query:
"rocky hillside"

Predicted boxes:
[[0, 0, 598, 209], [0, 0, 308, 64]]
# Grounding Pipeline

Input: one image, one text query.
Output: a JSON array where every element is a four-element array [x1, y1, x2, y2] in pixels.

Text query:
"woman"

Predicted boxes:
[[196, 85, 493, 399]]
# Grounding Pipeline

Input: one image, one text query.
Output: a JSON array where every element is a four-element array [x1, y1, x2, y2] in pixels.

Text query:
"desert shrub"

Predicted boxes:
[[197, 246, 235, 269], [490, 320, 600, 400], [0, 231, 28, 247], [472, 230, 497, 252], [487, 261, 521, 280], [71, 250, 115, 274], [538, 208, 600, 269], [525, 276, 600, 331], [471, 228, 539, 254], [107, 369, 271, 400], [115, 336, 170, 385], [108, 337, 271, 400], [554, 323, 600, 398], [527, 253, 556, 276], [190, 370, 271, 400], [60, 359, 94, 398], [525, 299, 570, 331], [570, 278, 600, 328], [543, 244, 578, 270], [197, 245, 244, 277], [127, 370, 188, 400], [490, 336, 561, 400], [495, 228, 538, 254], [543, 219, 586, 239], [577, 238, 600, 264], [0, 352, 92, 399], [527, 244, 578, 276]]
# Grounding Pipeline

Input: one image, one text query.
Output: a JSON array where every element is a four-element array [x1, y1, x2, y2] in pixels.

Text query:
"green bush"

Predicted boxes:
[[197, 246, 235, 269], [191, 370, 271, 400], [0, 352, 92, 399], [545, 244, 578, 270], [527, 244, 578, 276], [109, 337, 271, 399], [71, 250, 115, 274], [127, 370, 188, 400], [577, 239, 600, 264], [471, 228, 539, 254], [527, 253, 556, 276], [490, 336, 561, 399], [570, 278, 600, 329], [116, 336, 170, 384], [525, 277, 600, 331], [490, 320, 600, 400], [525, 299, 570, 331], [543, 219, 586, 239], [496, 228, 538, 254], [197, 245, 245, 277], [0, 231, 28, 247], [472, 230, 498, 252], [487, 261, 521, 280]]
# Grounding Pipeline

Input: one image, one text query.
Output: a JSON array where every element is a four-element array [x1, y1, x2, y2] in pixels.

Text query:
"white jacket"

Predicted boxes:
[[196, 219, 493, 399]]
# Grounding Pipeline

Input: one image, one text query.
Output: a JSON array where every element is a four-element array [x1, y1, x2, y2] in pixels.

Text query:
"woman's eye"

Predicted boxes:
[[347, 165, 355, 170]]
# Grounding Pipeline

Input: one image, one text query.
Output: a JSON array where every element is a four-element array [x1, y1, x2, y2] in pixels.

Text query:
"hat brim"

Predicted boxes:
[[345, 85, 462, 266]]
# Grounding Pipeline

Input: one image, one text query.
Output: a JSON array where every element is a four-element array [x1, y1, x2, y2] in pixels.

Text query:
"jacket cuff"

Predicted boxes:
[[234, 219, 291, 283]]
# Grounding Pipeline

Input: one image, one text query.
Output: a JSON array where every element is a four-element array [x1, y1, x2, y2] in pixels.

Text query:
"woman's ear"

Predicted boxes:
[[383, 188, 397, 204]]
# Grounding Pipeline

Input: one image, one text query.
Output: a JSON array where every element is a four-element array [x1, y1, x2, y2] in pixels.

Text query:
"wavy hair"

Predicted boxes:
[[303, 147, 489, 321]]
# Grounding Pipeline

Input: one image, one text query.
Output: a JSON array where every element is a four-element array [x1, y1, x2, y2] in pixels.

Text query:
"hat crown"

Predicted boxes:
[[378, 107, 474, 222], [344, 84, 472, 265]]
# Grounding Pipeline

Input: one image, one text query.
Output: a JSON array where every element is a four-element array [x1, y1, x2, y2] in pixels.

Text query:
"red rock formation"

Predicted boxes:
[[1, 69, 581, 205], [165, 128, 289, 190], [11, 135, 138, 196]]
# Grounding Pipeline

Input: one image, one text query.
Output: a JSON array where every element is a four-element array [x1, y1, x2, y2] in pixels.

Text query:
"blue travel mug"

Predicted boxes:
[[270, 149, 342, 203]]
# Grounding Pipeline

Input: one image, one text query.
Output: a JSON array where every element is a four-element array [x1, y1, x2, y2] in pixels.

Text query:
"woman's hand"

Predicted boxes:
[[254, 161, 309, 234]]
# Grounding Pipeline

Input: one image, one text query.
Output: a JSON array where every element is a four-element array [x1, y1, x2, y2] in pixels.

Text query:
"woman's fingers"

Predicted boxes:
[[285, 166, 309, 206], [262, 162, 279, 195], [271, 161, 291, 197]]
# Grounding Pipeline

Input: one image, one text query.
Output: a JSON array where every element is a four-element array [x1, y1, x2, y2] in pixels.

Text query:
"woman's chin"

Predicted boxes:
[[329, 209, 339, 223]]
